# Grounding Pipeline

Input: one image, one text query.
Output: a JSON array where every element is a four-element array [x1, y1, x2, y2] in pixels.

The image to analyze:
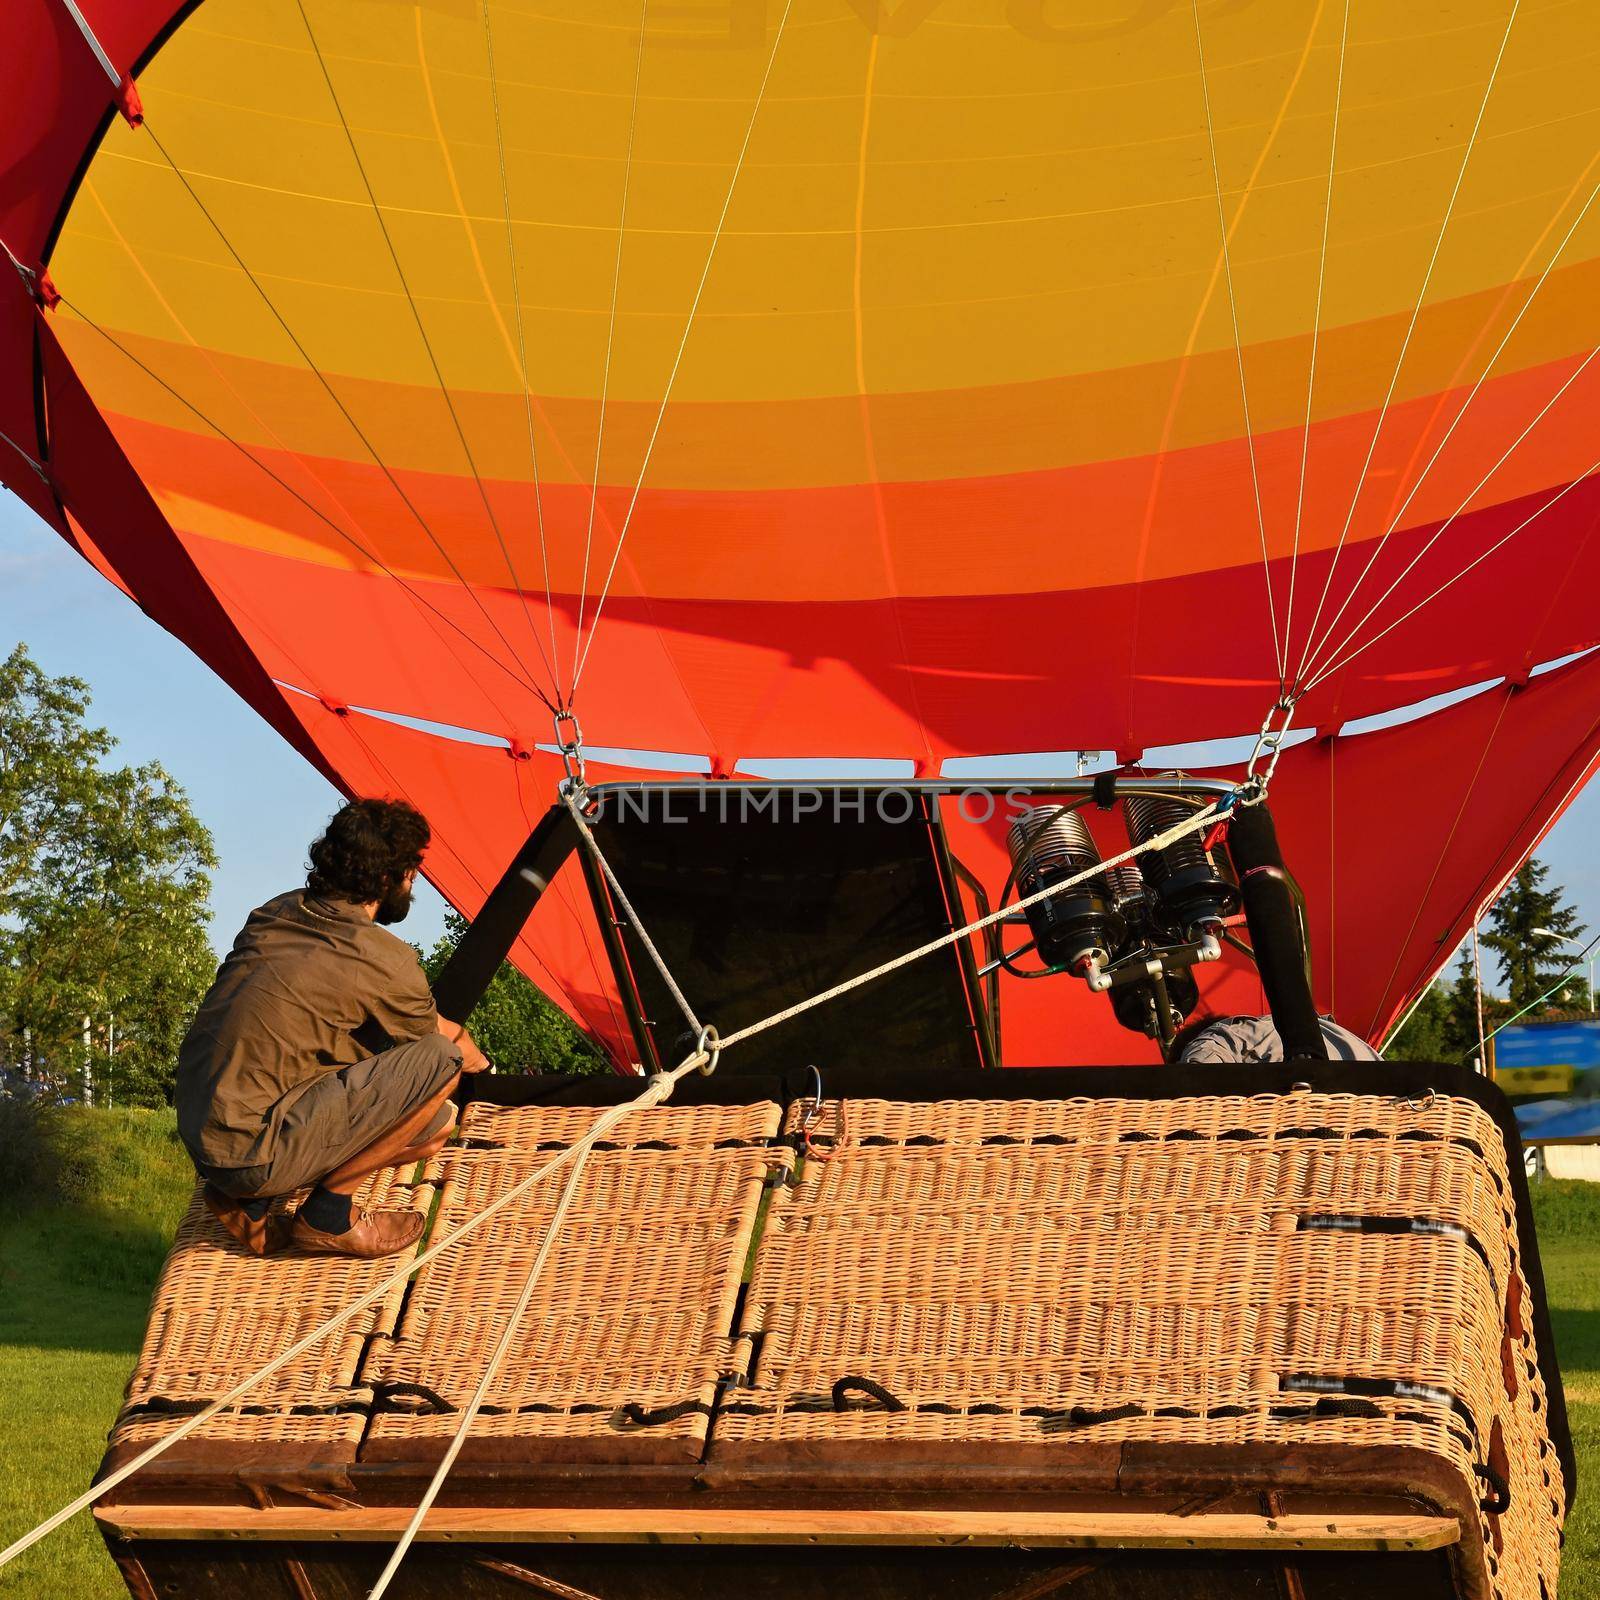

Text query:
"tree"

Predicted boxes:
[[1444, 945, 1485, 1060], [0, 645, 217, 1106], [1481, 860, 1587, 1011], [421, 913, 603, 1075], [1384, 944, 1511, 1063], [1383, 980, 1453, 1062]]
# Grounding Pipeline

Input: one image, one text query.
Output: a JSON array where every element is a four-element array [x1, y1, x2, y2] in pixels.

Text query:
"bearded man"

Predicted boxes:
[[176, 798, 488, 1259]]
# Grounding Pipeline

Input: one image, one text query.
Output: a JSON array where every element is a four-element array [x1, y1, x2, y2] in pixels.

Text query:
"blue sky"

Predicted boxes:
[[0, 497, 457, 951], [4, 489, 1598, 993]]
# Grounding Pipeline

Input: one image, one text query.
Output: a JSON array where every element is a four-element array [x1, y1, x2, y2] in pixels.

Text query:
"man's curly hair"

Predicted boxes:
[[306, 799, 430, 904]]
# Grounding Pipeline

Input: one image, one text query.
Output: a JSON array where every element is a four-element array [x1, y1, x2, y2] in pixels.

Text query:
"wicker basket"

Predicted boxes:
[[101, 1075, 1567, 1600]]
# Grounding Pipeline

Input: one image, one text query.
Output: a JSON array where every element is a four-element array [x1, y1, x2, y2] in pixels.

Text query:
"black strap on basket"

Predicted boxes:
[[1475, 1461, 1512, 1515], [619, 1397, 711, 1428], [370, 1381, 455, 1416], [831, 1376, 906, 1413], [1038, 1402, 1144, 1435]]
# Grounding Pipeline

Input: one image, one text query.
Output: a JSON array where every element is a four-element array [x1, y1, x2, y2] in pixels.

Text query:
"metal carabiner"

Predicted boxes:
[[1241, 698, 1297, 802]]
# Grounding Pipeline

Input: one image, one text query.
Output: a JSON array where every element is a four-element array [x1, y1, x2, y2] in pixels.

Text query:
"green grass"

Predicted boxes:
[[0, 1107, 193, 1599], [0, 1112, 1596, 1598], [1537, 1180, 1600, 1599]]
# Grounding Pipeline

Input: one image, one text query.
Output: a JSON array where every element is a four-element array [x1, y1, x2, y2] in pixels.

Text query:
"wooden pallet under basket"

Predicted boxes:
[[94, 1061, 1574, 1600]]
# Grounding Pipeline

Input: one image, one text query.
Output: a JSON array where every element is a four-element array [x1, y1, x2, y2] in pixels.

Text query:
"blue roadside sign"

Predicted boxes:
[[1493, 1020, 1600, 1069]]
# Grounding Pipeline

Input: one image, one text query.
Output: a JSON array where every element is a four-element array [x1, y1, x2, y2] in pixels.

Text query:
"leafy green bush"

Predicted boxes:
[[422, 913, 604, 1075], [0, 1094, 60, 1207]]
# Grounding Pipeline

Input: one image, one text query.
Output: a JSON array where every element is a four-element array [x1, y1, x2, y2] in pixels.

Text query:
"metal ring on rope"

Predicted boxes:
[[695, 1024, 721, 1077]]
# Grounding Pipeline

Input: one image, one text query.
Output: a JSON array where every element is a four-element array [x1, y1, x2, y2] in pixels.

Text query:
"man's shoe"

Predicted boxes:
[[289, 1206, 425, 1259], [203, 1184, 289, 1257]]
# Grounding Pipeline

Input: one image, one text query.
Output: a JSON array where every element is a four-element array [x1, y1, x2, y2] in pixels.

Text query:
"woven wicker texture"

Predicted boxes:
[[727, 1093, 1563, 1600], [361, 1099, 782, 1453], [111, 1167, 426, 1451], [109, 1088, 1563, 1600]]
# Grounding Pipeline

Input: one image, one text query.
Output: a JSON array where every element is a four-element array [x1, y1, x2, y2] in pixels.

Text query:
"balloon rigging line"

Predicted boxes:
[[1468, 927, 1600, 1061], [1189, 0, 1284, 691], [0, 425, 47, 482], [564, 789, 703, 1037], [1291, 0, 1522, 691], [1282, 0, 1350, 678], [574, 0, 650, 699], [570, 0, 797, 699], [1302, 328, 1600, 689], [482, 0, 565, 707], [136, 121, 557, 715], [1471, 925, 1489, 1067], [1299, 432, 1600, 694], [365, 1142, 596, 1600], [58, 294, 554, 721], [73, 168, 540, 738], [54, 0, 122, 89], [1294, 167, 1600, 691], [296, 0, 560, 704]]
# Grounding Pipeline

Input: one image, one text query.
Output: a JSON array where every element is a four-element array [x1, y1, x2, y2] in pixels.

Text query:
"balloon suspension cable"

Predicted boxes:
[[1466, 927, 1600, 1065], [560, 779, 705, 1042]]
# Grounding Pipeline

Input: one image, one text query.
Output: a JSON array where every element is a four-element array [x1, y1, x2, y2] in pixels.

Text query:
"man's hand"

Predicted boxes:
[[436, 1013, 491, 1073]]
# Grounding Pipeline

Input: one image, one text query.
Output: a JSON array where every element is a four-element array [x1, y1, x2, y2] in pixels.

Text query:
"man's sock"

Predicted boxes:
[[240, 1196, 271, 1222], [299, 1185, 354, 1235]]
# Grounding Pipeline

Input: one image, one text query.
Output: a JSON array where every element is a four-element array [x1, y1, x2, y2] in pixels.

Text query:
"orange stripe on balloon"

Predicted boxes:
[[55, 249, 1600, 494], [90, 343, 1600, 603]]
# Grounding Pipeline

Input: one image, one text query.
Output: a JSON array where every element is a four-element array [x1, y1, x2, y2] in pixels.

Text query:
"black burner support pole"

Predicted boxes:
[[430, 804, 577, 1024], [1223, 798, 1328, 1062]]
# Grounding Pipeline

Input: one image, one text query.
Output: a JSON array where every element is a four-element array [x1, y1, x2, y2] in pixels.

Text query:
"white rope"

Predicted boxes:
[[131, 120, 557, 713], [366, 1144, 595, 1599], [0, 1052, 706, 1573], [573, 0, 650, 693], [1293, 0, 1521, 687], [1282, 0, 1350, 671], [570, 0, 795, 696], [1302, 331, 1600, 690], [1471, 924, 1489, 1072], [718, 792, 1228, 1051], [1189, 0, 1283, 688], [299, 0, 559, 703], [563, 788, 703, 1036], [1293, 172, 1600, 690], [1299, 442, 1600, 692], [482, 0, 565, 705]]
